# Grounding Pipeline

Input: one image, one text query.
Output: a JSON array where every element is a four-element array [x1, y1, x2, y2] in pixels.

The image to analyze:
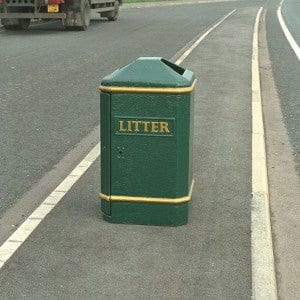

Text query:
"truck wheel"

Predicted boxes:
[[78, 0, 91, 30], [107, 0, 119, 21]]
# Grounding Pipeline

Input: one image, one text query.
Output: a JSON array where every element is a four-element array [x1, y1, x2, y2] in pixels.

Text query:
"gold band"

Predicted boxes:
[[99, 180, 195, 204], [99, 80, 196, 94]]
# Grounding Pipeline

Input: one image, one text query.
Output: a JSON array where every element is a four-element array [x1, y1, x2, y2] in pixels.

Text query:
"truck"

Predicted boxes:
[[0, 0, 121, 30]]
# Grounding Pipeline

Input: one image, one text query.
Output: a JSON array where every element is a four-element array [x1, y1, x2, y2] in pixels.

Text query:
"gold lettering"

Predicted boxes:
[[151, 122, 159, 133], [132, 121, 141, 132], [119, 121, 127, 132], [160, 122, 170, 133], [142, 121, 150, 132], [119, 119, 172, 134], [127, 121, 132, 132]]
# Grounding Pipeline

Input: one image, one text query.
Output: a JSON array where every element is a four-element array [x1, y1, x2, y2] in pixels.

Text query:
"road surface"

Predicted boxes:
[[0, 0, 299, 298]]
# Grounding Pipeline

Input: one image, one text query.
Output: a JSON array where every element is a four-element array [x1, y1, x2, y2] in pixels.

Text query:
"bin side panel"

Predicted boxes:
[[189, 92, 195, 187], [175, 94, 192, 196], [100, 92, 111, 215]]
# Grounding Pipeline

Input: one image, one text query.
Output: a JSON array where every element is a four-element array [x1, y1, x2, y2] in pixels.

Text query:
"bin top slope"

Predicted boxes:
[[100, 57, 195, 89]]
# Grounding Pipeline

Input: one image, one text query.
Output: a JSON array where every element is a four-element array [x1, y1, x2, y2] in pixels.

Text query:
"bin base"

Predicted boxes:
[[102, 201, 188, 226]]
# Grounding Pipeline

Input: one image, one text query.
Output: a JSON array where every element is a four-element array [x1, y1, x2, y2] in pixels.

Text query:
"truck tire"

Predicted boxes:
[[63, 0, 90, 30], [106, 0, 119, 21], [78, 0, 91, 30]]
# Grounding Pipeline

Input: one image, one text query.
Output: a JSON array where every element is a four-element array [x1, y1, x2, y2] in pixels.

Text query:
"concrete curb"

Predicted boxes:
[[251, 7, 277, 300]]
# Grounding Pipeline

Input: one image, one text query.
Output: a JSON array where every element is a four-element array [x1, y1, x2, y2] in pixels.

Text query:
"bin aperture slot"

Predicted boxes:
[[161, 58, 185, 75]]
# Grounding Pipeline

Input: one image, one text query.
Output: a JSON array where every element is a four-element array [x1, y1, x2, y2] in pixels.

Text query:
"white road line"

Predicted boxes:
[[0, 144, 100, 269], [277, 0, 300, 60], [175, 9, 236, 64], [251, 7, 278, 300], [0, 10, 235, 270]]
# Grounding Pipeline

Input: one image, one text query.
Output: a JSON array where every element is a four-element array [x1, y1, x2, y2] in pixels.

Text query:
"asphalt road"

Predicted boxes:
[[0, 0, 264, 216], [266, 0, 300, 173], [263, 0, 300, 298], [0, 0, 299, 298], [281, 0, 300, 44]]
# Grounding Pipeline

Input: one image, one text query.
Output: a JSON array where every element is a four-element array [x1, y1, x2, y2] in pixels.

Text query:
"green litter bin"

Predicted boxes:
[[99, 57, 195, 226]]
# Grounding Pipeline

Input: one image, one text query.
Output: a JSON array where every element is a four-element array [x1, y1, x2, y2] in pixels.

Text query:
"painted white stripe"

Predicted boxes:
[[251, 7, 278, 300], [277, 0, 300, 60], [0, 10, 235, 270], [175, 9, 236, 64], [0, 144, 100, 269]]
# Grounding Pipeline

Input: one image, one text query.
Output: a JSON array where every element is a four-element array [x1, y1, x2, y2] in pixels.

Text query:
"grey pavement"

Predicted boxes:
[[0, 6, 258, 298]]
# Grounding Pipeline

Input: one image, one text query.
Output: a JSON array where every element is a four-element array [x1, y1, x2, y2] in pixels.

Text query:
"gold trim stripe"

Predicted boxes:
[[99, 180, 195, 204], [99, 80, 196, 94]]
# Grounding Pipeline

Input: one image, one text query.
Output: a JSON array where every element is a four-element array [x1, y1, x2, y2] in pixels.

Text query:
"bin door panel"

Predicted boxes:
[[100, 92, 111, 215], [111, 135, 176, 198], [110, 94, 178, 198], [110, 93, 190, 199]]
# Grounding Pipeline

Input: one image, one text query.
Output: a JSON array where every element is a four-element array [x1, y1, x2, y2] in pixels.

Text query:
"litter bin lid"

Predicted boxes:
[[100, 57, 195, 94]]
